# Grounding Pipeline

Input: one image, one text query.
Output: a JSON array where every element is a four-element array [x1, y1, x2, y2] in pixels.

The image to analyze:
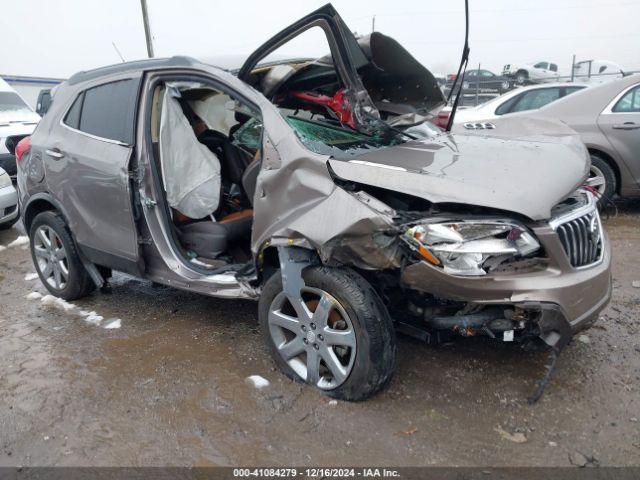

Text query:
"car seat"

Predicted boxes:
[[176, 210, 253, 260]]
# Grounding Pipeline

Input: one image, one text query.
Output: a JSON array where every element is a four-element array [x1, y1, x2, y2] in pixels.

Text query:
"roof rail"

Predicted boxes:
[[67, 56, 201, 85]]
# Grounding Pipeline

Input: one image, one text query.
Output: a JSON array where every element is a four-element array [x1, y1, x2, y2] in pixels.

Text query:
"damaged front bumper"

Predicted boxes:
[[401, 227, 612, 349]]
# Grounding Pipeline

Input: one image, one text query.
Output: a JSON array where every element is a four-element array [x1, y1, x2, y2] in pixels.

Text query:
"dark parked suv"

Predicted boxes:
[[18, 4, 611, 401]]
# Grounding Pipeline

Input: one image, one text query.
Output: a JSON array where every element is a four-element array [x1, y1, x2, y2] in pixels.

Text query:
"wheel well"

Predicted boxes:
[[258, 245, 322, 284], [588, 148, 621, 194], [516, 69, 529, 78], [23, 199, 58, 233], [260, 246, 280, 283]]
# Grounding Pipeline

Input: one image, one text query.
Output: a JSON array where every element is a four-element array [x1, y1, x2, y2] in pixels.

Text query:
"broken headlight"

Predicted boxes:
[[404, 221, 540, 276]]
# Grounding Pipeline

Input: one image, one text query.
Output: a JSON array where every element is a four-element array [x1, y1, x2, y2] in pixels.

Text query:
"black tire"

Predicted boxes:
[[589, 154, 616, 205], [29, 211, 95, 301], [516, 70, 528, 84], [259, 266, 396, 401]]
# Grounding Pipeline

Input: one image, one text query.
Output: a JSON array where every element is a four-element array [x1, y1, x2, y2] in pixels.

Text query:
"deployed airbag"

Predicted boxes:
[[159, 87, 221, 219]]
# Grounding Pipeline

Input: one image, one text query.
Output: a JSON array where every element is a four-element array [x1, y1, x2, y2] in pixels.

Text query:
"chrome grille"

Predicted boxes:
[[554, 209, 603, 268]]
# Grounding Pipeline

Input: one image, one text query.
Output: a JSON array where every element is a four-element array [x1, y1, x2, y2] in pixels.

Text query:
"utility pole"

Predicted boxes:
[[140, 0, 154, 58], [570, 54, 576, 82], [371, 15, 376, 33]]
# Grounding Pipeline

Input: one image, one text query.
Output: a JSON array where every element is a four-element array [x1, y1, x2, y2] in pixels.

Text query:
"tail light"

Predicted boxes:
[[15, 136, 31, 165], [432, 111, 451, 129], [447, 74, 457, 81]]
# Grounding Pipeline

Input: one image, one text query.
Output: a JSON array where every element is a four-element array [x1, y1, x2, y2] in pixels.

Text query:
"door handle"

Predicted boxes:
[[45, 148, 65, 159], [612, 122, 640, 130]]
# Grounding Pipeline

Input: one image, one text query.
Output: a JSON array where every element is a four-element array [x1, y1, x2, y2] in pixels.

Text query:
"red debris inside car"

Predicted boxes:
[[291, 89, 355, 129]]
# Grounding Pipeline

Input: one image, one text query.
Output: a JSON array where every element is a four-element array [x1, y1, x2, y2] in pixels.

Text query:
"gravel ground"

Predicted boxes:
[[0, 201, 639, 467]]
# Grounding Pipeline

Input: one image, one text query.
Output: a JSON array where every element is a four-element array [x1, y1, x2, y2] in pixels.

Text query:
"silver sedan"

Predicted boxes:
[[529, 74, 640, 203]]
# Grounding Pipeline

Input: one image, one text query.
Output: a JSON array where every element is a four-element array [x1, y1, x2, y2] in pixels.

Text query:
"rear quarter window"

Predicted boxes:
[[495, 93, 522, 115], [64, 93, 83, 129], [613, 85, 640, 113]]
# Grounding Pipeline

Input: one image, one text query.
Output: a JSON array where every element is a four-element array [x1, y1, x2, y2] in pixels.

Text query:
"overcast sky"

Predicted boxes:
[[2, 0, 639, 79]]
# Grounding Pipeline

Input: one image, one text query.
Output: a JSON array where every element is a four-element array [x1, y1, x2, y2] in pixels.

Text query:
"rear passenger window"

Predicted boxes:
[[64, 79, 139, 144], [564, 86, 585, 95], [510, 88, 560, 113], [80, 80, 139, 144]]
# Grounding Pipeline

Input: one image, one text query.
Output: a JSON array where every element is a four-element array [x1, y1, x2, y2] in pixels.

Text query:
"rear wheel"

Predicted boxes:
[[259, 266, 395, 401], [29, 211, 95, 300], [587, 154, 616, 205], [516, 70, 528, 84]]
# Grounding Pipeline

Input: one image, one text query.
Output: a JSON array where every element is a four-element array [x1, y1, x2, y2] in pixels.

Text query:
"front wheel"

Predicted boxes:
[[259, 266, 396, 401]]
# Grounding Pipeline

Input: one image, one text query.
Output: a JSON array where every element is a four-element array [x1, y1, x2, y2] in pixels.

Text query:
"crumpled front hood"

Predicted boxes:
[[328, 118, 589, 220]]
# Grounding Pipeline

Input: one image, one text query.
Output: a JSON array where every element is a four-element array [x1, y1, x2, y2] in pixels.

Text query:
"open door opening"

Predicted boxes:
[[148, 80, 263, 272]]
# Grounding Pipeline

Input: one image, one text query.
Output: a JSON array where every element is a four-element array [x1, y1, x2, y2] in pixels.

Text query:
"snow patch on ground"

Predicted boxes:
[[0, 245, 6, 252], [78, 310, 104, 325], [40, 295, 76, 311], [246, 375, 270, 389], [104, 319, 121, 329], [27, 292, 122, 330], [7, 236, 29, 248], [24, 273, 39, 281]]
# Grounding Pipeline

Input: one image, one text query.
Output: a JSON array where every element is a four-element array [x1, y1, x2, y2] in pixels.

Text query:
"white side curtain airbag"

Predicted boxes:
[[159, 88, 221, 219]]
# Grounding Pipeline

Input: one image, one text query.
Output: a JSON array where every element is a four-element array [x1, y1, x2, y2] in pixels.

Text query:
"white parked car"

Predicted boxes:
[[0, 167, 18, 230], [503, 61, 560, 84], [0, 78, 40, 181], [451, 83, 588, 124], [573, 60, 624, 84]]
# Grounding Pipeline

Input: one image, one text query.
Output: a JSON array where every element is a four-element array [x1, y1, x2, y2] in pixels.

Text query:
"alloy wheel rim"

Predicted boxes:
[[268, 287, 357, 390], [33, 226, 69, 290], [586, 165, 607, 196]]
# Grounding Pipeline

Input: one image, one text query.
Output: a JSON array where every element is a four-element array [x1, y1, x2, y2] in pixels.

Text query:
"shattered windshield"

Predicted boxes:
[[283, 111, 443, 157], [282, 114, 412, 157], [232, 111, 442, 158]]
